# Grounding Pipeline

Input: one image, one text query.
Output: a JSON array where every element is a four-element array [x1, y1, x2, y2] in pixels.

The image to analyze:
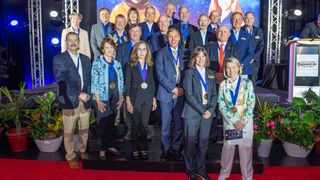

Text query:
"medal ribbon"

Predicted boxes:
[[72, 27, 80, 35], [167, 46, 179, 66], [229, 76, 241, 106], [115, 31, 126, 44], [138, 61, 147, 82], [101, 22, 111, 37], [103, 57, 115, 82], [180, 22, 189, 41], [195, 68, 208, 93]]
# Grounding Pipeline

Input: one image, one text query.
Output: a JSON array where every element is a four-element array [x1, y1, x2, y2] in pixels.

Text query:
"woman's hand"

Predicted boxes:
[[126, 101, 134, 114], [116, 98, 124, 110], [233, 121, 245, 131], [97, 100, 107, 113], [152, 98, 157, 111], [202, 110, 212, 119]]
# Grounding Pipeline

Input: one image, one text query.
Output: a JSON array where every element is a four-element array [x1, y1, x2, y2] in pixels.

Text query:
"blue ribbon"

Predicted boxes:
[[115, 31, 126, 45], [103, 57, 115, 82], [209, 24, 214, 33], [229, 76, 241, 106], [76, 57, 80, 70], [180, 22, 189, 41], [72, 27, 80, 35], [195, 68, 208, 93], [101, 22, 110, 37], [167, 46, 179, 66], [128, 41, 134, 51], [138, 61, 147, 82]]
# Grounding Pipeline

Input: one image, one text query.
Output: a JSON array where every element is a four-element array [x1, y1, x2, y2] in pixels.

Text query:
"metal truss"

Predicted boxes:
[[64, 0, 79, 28], [28, 0, 44, 88], [266, 0, 283, 64]]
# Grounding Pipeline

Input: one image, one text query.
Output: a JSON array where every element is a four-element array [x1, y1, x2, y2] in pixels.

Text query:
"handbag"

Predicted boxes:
[[224, 129, 243, 140]]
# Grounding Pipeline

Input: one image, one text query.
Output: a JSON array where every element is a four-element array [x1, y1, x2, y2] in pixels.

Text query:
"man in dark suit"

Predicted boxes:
[[189, 14, 217, 51], [116, 24, 141, 68], [173, 6, 198, 48], [165, 3, 179, 27], [156, 28, 188, 161], [150, 15, 169, 54], [53, 32, 92, 170], [300, 13, 320, 38], [228, 12, 254, 77], [208, 10, 221, 34], [243, 12, 264, 86], [139, 6, 159, 43], [91, 7, 114, 58]]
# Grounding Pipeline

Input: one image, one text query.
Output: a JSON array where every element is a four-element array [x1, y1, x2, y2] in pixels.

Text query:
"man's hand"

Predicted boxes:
[[202, 110, 212, 119], [79, 92, 90, 102], [152, 98, 157, 111]]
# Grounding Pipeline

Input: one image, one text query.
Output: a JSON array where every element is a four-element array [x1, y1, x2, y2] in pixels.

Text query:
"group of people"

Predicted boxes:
[[53, 3, 262, 180]]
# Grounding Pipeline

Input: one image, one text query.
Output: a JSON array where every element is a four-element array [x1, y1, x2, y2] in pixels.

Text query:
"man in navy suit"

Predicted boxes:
[[173, 6, 198, 48], [189, 14, 217, 51], [139, 6, 159, 43], [243, 12, 264, 85], [208, 10, 221, 34], [165, 3, 179, 27], [150, 15, 169, 54], [228, 12, 254, 77], [53, 32, 92, 170], [156, 28, 188, 161]]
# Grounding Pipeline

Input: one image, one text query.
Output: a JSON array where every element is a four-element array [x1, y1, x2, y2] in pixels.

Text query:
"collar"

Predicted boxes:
[[67, 50, 79, 59]]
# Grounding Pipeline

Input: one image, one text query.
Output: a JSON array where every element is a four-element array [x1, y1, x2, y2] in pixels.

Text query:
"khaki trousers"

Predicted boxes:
[[63, 101, 91, 160]]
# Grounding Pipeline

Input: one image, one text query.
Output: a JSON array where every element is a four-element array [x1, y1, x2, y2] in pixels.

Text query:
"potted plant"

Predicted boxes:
[[254, 98, 278, 157], [24, 91, 63, 152], [0, 82, 30, 152], [275, 89, 320, 158]]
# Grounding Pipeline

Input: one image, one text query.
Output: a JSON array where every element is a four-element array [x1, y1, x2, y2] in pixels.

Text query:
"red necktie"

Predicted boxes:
[[219, 44, 225, 72]]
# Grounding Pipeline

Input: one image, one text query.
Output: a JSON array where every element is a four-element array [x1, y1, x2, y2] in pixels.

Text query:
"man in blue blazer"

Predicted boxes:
[[189, 14, 217, 51], [156, 28, 189, 161], [165, 3, 179, 27], [116, 24, 141, 69], [207, 10, 220, 34], [150, 15, 169, 54], [173, 6, 198, 48], [139, 6, 159, 43], [90, 8, 114, 58], [243, 12, 264, 85], [53, 32, 92, 170], [228, 12, 254, 77]]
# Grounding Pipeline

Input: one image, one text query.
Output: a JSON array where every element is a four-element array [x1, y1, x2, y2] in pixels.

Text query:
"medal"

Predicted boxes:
[[229, 76, 241, 116], [230, 106, 237, 113], [109, 83, 116, 89], [204, 93, 208, 100], [141, 82, 148, 89], [176, 66, 180, 73]]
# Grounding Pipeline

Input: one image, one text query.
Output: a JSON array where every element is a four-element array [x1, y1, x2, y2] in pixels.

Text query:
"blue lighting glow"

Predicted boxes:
[[10, 20, 18, 26], [51, 37, 60, 45]]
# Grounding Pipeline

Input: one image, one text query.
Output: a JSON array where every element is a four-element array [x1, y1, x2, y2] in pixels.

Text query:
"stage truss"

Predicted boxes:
[[28, 0, 44, 88], [64, 0, 79, 28], [266, 0, 283, 64]]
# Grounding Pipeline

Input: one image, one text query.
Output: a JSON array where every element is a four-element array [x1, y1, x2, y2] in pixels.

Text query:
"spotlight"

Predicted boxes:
[[51, 37, 60, 46], [10, 20, 18, 27], [284, 9, 303, 20], [293, 9, 302, 17], [50, 10, 58, 18]]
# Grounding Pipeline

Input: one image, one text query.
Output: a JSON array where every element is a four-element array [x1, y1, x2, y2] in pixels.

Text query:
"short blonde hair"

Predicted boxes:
[[223, 57, 242, 78]]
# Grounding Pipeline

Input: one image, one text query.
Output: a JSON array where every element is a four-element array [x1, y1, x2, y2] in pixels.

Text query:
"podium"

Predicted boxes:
[[288, 39, 320, 101]]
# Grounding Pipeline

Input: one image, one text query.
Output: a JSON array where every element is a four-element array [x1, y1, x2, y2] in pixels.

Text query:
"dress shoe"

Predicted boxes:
[[173, 150, 183, 161], [67, 159, 80, 170], [107, 147, 121, 156], [140, 151, 148, 160], [79, 151, 88, 160], [99, 150, 106, 160], [160, 151, 170, 161], [147, 135, 152, 141], [196, 172, 211, 180], [131, 151, 140, 160]]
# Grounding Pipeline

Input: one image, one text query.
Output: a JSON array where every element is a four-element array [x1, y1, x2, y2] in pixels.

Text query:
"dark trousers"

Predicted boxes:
[[250, 65, 259, 86], [159, 97, 184, 152], [131, 101, 152, 152], [184, 117, 212, 178]]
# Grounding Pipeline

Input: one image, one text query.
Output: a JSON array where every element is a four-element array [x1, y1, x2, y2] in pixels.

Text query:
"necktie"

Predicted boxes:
[[219, 44, 225, 72], [173, 49, 178, 60]]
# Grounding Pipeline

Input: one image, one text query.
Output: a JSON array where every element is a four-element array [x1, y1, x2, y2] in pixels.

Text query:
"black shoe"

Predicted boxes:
[[106, 148, 120, 156], [131, 151, 140, 160], [140, 151, 148, 160], [160, 151, 169, 161], [147, 135, 152, 141], [195, 172, 211, 180], [173, 150, 183, 161]]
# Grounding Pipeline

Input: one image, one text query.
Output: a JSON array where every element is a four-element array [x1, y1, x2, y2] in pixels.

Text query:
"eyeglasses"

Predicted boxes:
[[138, 48, 147, 51]]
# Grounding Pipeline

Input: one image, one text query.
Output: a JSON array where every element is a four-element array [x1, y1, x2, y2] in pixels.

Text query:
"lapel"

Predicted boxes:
[[193, 68, 202, 97], [206, 69, 213, 101], [98, 23, 105, 37], [212, 42, 219, 61], [133, 65, 143, 82], [158, 33, 166, 47], [65, 52, 80, 80]]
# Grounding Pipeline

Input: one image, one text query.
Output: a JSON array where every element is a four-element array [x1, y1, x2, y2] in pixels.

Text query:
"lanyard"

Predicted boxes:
[[138, 61, 147, 82], [195, 68, 207, 93], [115, 31, 126, 44], [101, 22, 110, 37], [229, 76, 241, 106], [72, 27, 80, 35], [180, 22, 189, 40], [103, 57, 115, 82], [167, 46, 179, 66]]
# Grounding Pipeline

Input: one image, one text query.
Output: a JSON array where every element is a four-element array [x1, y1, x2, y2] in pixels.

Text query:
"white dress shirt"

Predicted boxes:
[[68, 50, 83, 90]]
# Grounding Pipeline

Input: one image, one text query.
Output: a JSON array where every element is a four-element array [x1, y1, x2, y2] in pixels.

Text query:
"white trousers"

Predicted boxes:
[[218, 143, 253, 180]]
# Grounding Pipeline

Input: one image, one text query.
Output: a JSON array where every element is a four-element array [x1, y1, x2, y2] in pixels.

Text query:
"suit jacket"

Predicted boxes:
[[205, 41, 241, 72], [139, 22, 160, 43], [207, 24, 219, 34], [53, 51, 92, 109], [300, 21, 320, 38], [150, 31, 167, 53], [116, 41, 134, 69], [182, 68, 217, 120], [61, 27, 91, 59], [125, 63, 155, 105], [90, 22, 114, 58], [228, 29, 255, 75], [156, 45, 189, 102], [242, 26, 264, 67], [174, 22, 198, 48], [109, 30, 128, 46], [189, 30, 217, 51], [169, 17, 179, 27]]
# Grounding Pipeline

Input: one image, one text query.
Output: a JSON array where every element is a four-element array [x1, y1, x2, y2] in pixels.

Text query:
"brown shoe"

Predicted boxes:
[[67, 159, 80, 170], [79, 152, 88, 160]]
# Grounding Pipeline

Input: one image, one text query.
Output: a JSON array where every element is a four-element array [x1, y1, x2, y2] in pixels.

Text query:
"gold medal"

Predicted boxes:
[[204, 93, 208, 100], [176, 66, 180, 73], [230, 106, 237, 113], [109, 82, 116, 89], [141, 82, 148, 89]]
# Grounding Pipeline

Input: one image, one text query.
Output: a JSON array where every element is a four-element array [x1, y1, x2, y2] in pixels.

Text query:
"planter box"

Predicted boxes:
[[283, 142, 314, 158], [6, 128, 29, 152], [35, 136, 63, 152], [257, 139, 273, 158]]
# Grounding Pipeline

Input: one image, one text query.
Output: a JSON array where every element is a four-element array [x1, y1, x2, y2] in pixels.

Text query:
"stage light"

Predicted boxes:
[[51, 37, 60, 46], [293, 9, 302, 17], [10, 20, 19, 27], [50, 10, 58, 18]]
